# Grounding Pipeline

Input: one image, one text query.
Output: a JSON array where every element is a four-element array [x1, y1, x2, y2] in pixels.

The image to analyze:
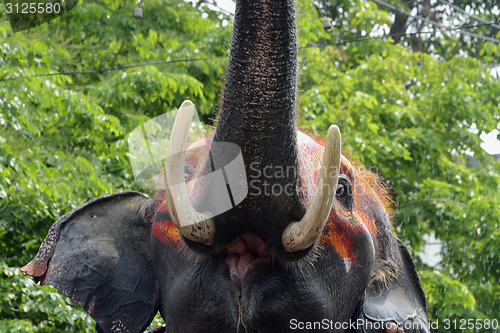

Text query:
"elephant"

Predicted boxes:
[[21, 0, 430, 332]]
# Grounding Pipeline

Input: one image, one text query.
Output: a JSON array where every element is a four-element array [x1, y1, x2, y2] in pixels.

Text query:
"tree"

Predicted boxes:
[[312, 0, 500, 58], [0, 0, 498, 331]]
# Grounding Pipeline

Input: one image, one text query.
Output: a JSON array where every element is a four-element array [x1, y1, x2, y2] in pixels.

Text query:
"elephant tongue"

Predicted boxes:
[[236, 252, 256, 279], [226, 234, 269, 280]]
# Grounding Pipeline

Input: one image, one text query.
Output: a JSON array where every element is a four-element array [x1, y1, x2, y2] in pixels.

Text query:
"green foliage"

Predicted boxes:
[[0, 262, 93, 332], [313, 0, 500, 58], [419, 270, 500, 333], [0, 0, 498, 331], [420, 269, 479, 318]]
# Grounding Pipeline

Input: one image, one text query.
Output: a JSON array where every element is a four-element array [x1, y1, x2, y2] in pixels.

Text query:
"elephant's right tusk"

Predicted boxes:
[[164, 100, 216, 244], [281, 125, 341, 252]]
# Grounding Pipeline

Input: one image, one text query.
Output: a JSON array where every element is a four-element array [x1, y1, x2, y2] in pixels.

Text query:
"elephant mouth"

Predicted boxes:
[[225, 233, 271, 281]]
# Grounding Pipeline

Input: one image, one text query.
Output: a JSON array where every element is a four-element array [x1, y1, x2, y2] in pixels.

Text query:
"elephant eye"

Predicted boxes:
[[336, 183, 345, 197], [336, 176, 353, 209], [185, 165, 194, 181]]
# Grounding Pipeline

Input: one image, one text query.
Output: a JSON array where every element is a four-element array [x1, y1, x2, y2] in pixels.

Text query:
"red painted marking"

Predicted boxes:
[[149, 131, 391, 262], [297, 131, 391, 262], [151, 214, 182, 250]]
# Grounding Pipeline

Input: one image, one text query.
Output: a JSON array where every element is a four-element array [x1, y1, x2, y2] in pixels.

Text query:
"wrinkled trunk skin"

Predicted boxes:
[[211, 0, 304, 249]]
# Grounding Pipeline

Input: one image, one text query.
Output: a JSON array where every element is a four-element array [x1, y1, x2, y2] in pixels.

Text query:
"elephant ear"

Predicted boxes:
[[21, 191, 160, 333], [355, 238, 430, 333]]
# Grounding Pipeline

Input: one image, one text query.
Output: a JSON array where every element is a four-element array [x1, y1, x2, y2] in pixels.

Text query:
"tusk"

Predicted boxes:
[[164, 100, 216, 244], [282, 125, 341, 252]]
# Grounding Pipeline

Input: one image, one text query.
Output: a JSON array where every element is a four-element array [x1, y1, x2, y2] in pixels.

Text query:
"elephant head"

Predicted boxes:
[[22, 0, 430, 332]]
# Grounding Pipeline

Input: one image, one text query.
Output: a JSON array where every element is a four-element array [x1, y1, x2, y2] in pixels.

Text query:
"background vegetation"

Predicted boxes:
[[0, 0, 498, 331]]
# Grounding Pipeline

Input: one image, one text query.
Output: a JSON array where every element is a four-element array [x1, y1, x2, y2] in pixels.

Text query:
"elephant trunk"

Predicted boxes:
[[213, 0, 302, 229], [168, 0, 342, 252]]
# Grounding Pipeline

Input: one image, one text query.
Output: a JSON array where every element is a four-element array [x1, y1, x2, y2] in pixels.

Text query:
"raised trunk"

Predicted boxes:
[[207, 0, 303, 246], [215, 0, 297, 150]]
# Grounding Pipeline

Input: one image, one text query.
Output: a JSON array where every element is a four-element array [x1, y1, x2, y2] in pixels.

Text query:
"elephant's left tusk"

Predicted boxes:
[[164, 100, 216, 244], [281, 125, 341, 252]]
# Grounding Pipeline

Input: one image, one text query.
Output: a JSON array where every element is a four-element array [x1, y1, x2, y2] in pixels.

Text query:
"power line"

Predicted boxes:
[[434, 0, 500, 30], [205, 0, 500, 34], [323, 22, 496, 47], [371, 0, 499, 43], [202, 2, 234, 16], [0, 56, 226, 82], [0, 22, 496, 83]]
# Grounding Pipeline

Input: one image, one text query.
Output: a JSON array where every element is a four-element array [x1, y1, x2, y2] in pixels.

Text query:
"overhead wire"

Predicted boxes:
[[434, 0, 500, 30], [202, 2, 234, 17], [1, 4, 498, 83], [0, 56, 226, 82], [370, 0, 499, 43], [1, 22, 496, 82], [323, 21, 496, 47], [208, 0, 499, 43]]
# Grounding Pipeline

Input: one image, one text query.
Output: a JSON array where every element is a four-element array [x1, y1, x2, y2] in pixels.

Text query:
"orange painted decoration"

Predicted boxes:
[[152, 218, 182, 250], [297, 131, 391, 264], [151, 192, 183, 250], [151, 131, 392, 263]]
